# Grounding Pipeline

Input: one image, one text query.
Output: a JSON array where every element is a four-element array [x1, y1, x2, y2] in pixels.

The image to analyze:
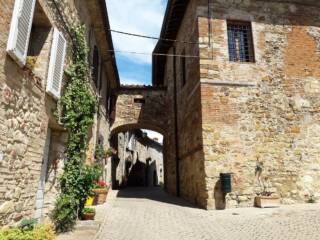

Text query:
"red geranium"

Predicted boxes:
[[93, 180, 109, 189], [97, 181, 108, 187]]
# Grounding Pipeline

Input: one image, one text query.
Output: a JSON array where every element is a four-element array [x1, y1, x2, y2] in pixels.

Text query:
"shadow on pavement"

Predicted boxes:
[[116, 187, 200, 209]]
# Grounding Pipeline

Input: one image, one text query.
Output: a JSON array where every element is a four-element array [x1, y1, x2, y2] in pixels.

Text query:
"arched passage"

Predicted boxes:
[[109, 86, 178, 197], [109, 125, 168, 191], [111, 123, 166, 139]]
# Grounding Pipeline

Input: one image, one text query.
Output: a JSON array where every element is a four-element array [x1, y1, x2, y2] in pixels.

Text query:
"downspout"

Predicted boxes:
[[173, 45, 180, 197], [207, 0, 212, 48]]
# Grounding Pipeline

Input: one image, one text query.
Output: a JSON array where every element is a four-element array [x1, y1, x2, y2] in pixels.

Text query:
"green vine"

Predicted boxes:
[[51, 25, 100, 233]]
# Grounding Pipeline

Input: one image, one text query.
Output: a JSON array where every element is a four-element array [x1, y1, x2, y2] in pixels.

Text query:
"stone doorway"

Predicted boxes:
[[34, 128, 51, 222]]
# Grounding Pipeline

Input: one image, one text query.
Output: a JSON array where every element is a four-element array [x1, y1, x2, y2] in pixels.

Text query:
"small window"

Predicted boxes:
[[227, 21, 255, 62], [181, 50, 187, 87], [134, 98, 145, 104]]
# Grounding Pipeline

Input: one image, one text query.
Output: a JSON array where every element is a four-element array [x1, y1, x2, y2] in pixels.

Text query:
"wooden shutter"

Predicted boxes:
[[7, 0, 36, 66], [46, 28, 67, 99]]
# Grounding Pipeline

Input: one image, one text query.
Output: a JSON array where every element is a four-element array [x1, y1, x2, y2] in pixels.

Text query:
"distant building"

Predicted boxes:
[[111, 130, 163, 188]]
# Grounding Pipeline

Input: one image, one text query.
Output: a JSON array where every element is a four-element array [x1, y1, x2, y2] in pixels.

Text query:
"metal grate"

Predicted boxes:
[[227, 21, 255, 62]]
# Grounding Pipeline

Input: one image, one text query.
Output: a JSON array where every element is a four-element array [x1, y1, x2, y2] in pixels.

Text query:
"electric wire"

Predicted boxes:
[[109, 29, 201, 45], [107, 49, 202, 58]]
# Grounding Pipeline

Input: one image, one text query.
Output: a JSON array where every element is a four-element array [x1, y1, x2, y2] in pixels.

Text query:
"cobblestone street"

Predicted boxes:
[[95, 188, 320, 240]]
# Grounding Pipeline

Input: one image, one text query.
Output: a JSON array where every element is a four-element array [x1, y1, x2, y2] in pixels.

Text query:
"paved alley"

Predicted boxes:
[[95, 188, 320, 240]]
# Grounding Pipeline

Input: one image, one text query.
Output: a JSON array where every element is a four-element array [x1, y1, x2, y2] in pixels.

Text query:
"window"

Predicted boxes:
[[181, 50, 187, 87], [92, 46, 100, 87], [227, 21, 255, 62], [7, 0, 66, 99], [134, 98, 145, 104], [7, 0, 37, 66], [46, 28, 67, 99]]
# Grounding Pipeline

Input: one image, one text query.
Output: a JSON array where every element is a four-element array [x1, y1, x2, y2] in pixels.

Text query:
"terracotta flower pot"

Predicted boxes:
[[93, 188, 108, 205], [254, 196, 280, 208], [82, 212, 95, 221]]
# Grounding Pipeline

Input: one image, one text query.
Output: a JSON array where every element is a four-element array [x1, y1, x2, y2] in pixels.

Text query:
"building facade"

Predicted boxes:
[[111, 130, 164, 189], [0, 0, 119, 226], [153, 0, 320, 209]]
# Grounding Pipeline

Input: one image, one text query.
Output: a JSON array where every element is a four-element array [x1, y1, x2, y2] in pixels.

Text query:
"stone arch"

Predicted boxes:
[[109, 86, 175, 193], [110, 87, 169, 135], [111, 123, 166, 139]]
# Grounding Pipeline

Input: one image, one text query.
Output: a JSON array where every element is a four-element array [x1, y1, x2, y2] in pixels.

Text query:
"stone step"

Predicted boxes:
[[74, 220, 101, 231]]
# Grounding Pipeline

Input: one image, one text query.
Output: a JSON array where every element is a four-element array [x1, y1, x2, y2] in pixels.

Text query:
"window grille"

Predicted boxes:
[[227, 21, 255, 62]]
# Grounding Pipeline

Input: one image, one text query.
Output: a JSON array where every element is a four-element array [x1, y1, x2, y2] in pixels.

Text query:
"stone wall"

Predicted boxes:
[[161, 0, 207, 207], [0, 0, 117, 226], [158, 0, 320, 209], [197, 0, 320, 208], [111, 87, 168, 135]]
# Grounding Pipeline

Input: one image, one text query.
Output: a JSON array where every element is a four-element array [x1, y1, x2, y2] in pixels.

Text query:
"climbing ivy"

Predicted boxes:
[[51, 26, 100, 233]]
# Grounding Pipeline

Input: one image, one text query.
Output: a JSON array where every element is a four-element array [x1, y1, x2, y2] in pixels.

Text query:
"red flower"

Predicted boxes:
[[94, 180, 108, 187]]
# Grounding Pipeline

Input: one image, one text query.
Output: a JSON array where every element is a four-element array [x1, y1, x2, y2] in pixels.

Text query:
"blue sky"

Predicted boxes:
[[106, 0, 168, 86]]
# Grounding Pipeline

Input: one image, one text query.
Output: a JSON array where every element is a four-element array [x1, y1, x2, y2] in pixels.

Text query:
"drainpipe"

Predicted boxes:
[[173, 46, 180, 197], [207, 0, 212, 48]]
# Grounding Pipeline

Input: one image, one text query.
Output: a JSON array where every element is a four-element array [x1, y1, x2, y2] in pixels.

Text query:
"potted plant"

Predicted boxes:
[[85, 196, 94, 206], [82, 208, 96, 221], [92, 181, 109, 205], [254, 161, 280, 208]]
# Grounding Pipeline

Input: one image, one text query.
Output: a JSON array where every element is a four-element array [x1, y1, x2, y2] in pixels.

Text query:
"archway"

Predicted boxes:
[[109, 125, 167, 191], [108, 86, 178, 196]]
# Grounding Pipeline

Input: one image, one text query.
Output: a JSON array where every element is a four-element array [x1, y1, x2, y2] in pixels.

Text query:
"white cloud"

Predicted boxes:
[[106, 0, 166, 64], [121, 77, 146, 86], [142, 129, 163, 144]]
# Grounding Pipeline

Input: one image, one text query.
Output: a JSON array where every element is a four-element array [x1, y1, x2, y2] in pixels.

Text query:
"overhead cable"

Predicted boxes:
[[107, 49, 202, 58], [109, 29, 200, 45]]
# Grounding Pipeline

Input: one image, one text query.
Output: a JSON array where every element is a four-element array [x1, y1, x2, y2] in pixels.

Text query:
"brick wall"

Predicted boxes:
[[198, 0, 320, 208], [160, 0, 320, 209]]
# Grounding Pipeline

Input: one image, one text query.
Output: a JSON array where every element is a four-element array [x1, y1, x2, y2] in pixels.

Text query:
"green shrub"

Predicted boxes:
[[52, 164, 102, 232], [51, 194, 78, 233], [19, 218, 37, 231], [82, 208, 95, 214], [0, 224, 55, 240]]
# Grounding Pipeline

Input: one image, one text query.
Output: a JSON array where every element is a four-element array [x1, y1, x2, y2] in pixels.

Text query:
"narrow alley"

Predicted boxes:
[[2, 0, 320, 239], [95, 188, 320, 240]]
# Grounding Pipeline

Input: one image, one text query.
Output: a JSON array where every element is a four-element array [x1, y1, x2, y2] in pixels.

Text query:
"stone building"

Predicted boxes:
[[0, 0, 119, 226], [111, 129, 164, 189], [152, 0, 320, 209]]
